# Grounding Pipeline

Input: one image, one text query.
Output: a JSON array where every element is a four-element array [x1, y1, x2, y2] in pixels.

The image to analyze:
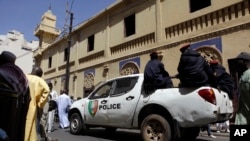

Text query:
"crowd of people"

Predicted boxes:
[[0, 43, 250, 140]]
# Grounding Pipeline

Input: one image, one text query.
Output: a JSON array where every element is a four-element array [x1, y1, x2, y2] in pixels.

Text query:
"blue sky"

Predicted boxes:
[[0, 0, 116, 42]]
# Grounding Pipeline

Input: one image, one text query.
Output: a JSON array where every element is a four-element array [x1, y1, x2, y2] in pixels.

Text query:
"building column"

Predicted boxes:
[[156, 0, 163, 43]]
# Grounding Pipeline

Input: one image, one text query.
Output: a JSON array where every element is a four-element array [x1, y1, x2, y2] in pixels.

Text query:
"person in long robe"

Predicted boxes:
[[235, 54, 250, 125], [0, 51, 29, 141], [57, 89, 72, 128], [25, 67, 50, 141]]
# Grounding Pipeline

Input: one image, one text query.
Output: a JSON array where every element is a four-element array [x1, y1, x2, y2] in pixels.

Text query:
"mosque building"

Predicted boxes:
[[33, 0, 250, 99]]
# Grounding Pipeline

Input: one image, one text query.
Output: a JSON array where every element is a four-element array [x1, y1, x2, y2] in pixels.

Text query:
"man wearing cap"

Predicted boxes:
[[177, 43, 214, 87], [143, 51, 173, 93], [235, 52, 250, 125]]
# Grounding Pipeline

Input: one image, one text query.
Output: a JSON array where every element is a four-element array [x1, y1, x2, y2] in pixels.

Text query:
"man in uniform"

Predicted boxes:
[[143, 51, 173, 93], [177, 43, 214, 87]]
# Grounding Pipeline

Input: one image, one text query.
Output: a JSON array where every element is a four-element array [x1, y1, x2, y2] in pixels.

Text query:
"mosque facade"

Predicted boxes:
[[33, 0, 250, 99]]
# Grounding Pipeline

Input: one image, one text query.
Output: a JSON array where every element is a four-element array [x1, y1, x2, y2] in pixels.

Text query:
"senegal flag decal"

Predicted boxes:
[[88, 100, 98, 117]]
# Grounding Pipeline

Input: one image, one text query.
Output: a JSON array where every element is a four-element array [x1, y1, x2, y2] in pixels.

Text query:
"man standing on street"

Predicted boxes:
[[235, 52, 250, 125], [0, 51, 29, 141], [25, 66, 50, 141], [47, 82, 58, 133], [57, 89, 72, 129]]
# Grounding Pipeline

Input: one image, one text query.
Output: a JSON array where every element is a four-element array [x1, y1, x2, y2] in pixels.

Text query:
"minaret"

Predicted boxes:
[[34, 7, 60, 49]]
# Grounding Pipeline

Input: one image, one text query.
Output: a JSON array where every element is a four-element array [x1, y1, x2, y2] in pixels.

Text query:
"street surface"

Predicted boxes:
[[48, 126, 230, 141]]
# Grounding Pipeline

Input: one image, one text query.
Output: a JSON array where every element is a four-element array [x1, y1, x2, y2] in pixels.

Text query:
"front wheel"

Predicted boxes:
[[141, 114, 171, 141], [69, 113, 84, 135]]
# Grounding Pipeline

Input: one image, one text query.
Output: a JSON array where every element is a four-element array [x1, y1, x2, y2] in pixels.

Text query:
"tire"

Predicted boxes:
[[69, 113, 84, 135], [141, 114, 171, 141]]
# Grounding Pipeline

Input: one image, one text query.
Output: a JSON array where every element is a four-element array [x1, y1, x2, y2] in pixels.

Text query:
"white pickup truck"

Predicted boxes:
[[68, 73, 233, 141]]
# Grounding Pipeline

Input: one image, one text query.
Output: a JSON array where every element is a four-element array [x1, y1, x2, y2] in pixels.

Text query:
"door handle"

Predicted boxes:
[[126, 96, 134, 101], [101, 100, 107, 104]]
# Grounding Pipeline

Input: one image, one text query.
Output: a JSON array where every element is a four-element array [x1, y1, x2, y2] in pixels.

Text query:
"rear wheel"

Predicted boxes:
[[69, 113, 84, 135], [141, 114, 171, 141]]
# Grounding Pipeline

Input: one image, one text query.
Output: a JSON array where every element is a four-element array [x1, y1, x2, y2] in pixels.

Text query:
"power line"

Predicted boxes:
[[62, 0, 75, 35]]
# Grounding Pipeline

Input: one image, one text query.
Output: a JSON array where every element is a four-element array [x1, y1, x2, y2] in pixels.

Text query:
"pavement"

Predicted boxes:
[[48, 122, 229, 140], [199, 124, 230, 138]]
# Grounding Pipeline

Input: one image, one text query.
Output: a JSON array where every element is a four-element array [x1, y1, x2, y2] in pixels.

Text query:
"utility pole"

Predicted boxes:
[[65, 12, 73, 91]]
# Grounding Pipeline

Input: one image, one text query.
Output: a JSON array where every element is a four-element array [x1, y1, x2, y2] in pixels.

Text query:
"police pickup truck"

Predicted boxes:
[[68, 73, 233, 141]]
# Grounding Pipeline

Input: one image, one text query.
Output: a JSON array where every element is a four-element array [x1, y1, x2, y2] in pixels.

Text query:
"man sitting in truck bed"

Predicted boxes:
[[143, 51, 173, 93], [177, 43, 214, 87]]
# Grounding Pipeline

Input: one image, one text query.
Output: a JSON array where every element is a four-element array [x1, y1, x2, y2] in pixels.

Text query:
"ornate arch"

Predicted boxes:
[[84, 72, 94, 89], [120, 61, 140, 76], [195, 46, 222, 64]]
